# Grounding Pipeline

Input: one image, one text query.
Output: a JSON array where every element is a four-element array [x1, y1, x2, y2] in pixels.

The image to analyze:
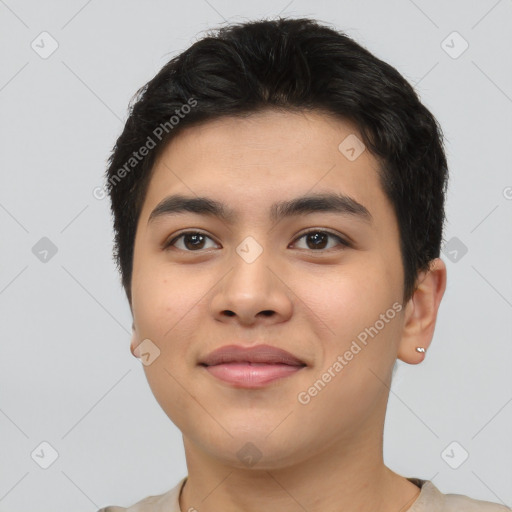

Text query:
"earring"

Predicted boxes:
[[416, 347, 426, 353]]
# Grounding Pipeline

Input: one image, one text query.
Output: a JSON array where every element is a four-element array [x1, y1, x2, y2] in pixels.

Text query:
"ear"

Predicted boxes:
[[130, 321, 140, 358], [397, 258, 447, 364]]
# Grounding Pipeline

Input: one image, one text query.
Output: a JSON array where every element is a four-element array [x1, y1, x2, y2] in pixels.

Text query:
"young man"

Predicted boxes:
[[99, 17, 510, 512]]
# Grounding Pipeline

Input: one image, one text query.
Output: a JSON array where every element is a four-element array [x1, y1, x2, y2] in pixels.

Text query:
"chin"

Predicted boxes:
[[201, 429, 307, 469]]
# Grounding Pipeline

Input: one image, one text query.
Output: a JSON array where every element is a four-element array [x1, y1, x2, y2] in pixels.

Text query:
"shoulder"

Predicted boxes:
[[442, 491, 511, 512], [413, 479, 511, 512], [96, 476, 187, 512]]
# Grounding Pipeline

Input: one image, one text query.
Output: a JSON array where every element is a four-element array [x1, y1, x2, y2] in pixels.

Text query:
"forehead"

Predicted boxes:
[[139, 110, 391, 226]]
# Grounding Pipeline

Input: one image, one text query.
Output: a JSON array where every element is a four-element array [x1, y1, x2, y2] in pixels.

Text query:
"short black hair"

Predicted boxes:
[[105, 17, 448, 306]]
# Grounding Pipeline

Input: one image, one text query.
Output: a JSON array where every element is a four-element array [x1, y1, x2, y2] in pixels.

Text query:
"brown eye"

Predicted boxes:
[[291, 230, 349, 251], [165, 232, 219, 251]]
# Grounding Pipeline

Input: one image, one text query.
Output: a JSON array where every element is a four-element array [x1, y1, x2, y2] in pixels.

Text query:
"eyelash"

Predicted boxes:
[[163, 229, 351, 252]]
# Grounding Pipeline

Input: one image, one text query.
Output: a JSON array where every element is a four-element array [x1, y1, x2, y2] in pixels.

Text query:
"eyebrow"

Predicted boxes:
[[147, 192, 372, 225]]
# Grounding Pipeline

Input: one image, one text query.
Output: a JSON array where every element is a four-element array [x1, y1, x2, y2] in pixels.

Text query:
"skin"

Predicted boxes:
[[129, 109, 447, 512]]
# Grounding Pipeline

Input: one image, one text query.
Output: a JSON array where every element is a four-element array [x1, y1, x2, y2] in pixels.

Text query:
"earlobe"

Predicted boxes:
[[130, 323, 140, 358], [397, 258, 447, 365]]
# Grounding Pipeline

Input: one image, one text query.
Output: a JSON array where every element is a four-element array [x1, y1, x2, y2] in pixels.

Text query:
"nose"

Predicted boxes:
[[209, 246, 293, 327]]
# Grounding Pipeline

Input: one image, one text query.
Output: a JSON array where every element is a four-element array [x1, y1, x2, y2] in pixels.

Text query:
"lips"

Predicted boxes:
[[199, 344, 306, 367], [199, 344, 307, 388]]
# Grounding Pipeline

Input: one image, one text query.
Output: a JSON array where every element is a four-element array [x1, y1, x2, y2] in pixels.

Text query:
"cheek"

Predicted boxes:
[[132, 265, 206, 429], [293, 260, 399, 335], [290, 259, 404, 388], [133, 261, 203, 336]]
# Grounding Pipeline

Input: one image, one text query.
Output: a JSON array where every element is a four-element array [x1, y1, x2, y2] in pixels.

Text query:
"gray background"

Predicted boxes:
[[1, 0, 511, 510]]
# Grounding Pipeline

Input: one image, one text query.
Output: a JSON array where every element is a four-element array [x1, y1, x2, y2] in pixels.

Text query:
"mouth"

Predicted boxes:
[[199, 344, 307, 388]]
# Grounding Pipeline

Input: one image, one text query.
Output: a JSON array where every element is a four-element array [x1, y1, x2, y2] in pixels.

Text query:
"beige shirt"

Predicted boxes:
[[98, 476, 512, 512]]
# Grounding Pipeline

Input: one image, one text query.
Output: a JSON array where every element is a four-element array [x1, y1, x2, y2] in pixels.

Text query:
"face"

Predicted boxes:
[[131, 110, 407, 469]]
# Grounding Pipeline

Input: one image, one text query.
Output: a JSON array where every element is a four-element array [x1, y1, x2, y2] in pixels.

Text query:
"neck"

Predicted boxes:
[[179, 424, 421, 512]]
